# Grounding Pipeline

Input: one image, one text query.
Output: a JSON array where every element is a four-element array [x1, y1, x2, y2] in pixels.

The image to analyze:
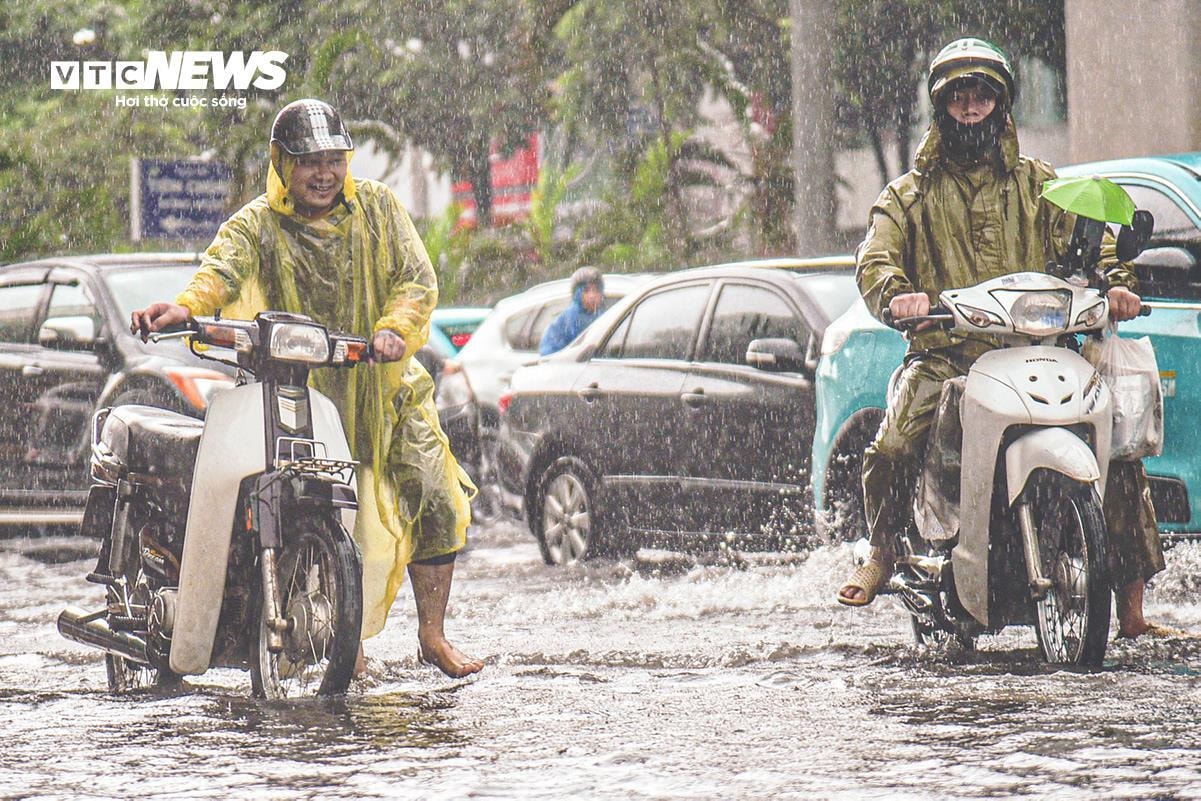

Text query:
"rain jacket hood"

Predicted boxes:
[[175, 160, 472, 637], [538, 282, 604, 356], [857, 114, 1136, 354]]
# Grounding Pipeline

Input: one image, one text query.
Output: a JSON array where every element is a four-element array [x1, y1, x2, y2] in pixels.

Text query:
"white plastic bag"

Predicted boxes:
[[1084, 326, 1163, 461]]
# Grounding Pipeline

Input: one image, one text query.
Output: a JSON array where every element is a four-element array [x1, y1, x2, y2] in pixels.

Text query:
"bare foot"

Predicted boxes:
[[418, 635, 485, 678], [354, 644, 367, 678]]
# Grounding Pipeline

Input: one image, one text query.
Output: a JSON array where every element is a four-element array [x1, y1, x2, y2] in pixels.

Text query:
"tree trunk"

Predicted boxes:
[[790, 0, 837, 254], [867, 123, 889, 189], [468, 144, 493, 228]]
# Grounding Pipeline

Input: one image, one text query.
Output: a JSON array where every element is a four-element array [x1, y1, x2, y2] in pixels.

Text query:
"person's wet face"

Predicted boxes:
[[581, 283, 603, 313], [289, 150, 348, 217], [943, 79, 997, 125]]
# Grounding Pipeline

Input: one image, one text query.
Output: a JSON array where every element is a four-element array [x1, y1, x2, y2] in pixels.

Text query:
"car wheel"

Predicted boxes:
[[535, 458, 627, 565], [817, 413, 881, 544], [111, 384, 186, 415]]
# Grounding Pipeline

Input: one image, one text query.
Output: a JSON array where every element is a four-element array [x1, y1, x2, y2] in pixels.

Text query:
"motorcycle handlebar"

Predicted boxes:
[[881, 305, 954, 331]]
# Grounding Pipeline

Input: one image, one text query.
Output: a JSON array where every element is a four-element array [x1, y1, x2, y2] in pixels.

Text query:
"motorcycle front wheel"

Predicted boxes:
[[250, 516, 362, 698], [1023, 471, 1111, 668]]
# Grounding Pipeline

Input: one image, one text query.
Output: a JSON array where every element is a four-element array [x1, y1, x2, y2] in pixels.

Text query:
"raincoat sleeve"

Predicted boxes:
[[1037, 162, 1138, 291], [857, 182, 918, 320], [373, 189, 439, 360], [174, 203, 264, 316]]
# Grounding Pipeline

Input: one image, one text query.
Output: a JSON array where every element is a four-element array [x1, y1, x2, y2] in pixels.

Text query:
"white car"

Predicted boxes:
[[435, 273, 653, 520]]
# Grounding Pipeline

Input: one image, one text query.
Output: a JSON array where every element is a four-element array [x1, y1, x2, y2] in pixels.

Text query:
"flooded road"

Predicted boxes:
[[3, 521, 1201, 799]]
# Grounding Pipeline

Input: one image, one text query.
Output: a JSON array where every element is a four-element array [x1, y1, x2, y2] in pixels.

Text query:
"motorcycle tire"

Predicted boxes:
[[1023, 470, 1111, 668], [249, 515, 362, 698], [105, 548, 180, 692]]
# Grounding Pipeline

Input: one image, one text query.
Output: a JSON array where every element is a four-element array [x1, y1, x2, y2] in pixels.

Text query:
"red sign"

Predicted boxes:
[[452, 133, 540, 226]]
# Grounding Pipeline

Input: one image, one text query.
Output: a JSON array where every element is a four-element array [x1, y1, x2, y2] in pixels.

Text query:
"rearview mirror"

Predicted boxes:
[[38, 315, 97, 349], [1117, 209, 1155, 262], [746, 338, 805, 372]]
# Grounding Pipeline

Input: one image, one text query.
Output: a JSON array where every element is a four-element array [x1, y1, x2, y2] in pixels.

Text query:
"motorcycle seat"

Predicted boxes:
[[99, 404, 204, 478]]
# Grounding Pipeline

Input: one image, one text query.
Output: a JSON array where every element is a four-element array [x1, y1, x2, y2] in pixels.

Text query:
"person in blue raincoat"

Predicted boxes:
[[539, 267, 605, 355]]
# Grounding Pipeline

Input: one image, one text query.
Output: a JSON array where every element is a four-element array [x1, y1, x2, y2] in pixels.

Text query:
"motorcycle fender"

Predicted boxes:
[[170, 385, 265, 676], [1004, 427, 1101, 507]]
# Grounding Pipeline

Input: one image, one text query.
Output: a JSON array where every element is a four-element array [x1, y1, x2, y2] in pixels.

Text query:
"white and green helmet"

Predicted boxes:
[[927, 38, 1015, 109]]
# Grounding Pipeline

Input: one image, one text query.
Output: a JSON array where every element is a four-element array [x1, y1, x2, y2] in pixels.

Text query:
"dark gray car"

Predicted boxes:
[[495, 258, 858, 564]]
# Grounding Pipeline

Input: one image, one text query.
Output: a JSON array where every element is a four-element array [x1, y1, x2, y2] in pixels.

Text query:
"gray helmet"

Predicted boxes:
[[270, 98, 353, 155], [570, 267, 604, 296]]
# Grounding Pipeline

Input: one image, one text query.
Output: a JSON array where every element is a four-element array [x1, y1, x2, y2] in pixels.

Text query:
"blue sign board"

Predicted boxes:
[[136, 159, 231, 241]]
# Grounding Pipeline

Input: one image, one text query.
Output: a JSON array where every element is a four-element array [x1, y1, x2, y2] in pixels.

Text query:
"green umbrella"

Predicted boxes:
[[1041, 174, 1136, 226]]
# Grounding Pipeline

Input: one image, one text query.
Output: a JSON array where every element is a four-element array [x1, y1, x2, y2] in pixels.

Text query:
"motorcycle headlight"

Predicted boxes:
[[999, 290, 1072, 336], [268, 323, 330, 364]]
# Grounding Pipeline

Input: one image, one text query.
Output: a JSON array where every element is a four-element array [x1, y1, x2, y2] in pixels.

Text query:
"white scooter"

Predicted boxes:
[[882, 212, 1154, 667], [59, 311, 368, 697]]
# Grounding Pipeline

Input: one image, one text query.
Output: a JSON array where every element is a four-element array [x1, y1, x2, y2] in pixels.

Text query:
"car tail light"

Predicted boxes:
[[451, 332, 472, 348], [163, 366, 236, 410], [498, 389, 513, 415]]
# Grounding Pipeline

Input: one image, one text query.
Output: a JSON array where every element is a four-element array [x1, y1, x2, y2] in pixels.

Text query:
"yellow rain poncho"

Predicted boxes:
[[175, 151, 474, 638]]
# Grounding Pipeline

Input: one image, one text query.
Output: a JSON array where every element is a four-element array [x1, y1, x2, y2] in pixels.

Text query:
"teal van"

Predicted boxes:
[[812, 153, 1201, 542]]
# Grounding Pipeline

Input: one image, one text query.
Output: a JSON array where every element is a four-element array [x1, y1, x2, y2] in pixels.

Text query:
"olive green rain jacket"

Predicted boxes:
[[175, 152, 473, 638], [856, 116, 1138, 355]]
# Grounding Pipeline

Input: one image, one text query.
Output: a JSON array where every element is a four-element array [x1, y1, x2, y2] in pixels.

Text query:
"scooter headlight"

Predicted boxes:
[[268, 323, 330, 364], [998, 289, 1072, 337]]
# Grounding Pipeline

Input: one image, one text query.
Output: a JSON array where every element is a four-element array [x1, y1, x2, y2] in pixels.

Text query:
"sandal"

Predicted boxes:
[[837, 559, 891, 607]]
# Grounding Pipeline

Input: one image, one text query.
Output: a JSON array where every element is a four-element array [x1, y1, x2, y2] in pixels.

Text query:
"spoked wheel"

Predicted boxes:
[[105, 547, 179, 692], [250, 518, 362, 698], [1024, 471, 1110, 667]]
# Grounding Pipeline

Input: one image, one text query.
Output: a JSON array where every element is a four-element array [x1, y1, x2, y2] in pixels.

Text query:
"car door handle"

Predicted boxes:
[[680, 389, 706, 407], [21, 365, 44, 377], [578, 382, 601, 402]]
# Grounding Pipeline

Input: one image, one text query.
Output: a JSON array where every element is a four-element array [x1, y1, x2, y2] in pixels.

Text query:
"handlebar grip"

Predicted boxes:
[[1139, 304, 1152, 317], [881, 308, 894, 327]]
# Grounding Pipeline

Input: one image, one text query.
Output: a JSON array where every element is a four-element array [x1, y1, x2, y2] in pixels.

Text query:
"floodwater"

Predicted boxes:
[[3, 521, 1201, 800]]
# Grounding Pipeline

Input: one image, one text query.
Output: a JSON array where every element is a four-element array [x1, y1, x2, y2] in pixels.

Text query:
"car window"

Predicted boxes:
[[700, 283, 804, 365], [1120, 184, 1198, 241], [503, 308, 537, 350], [597, 314, 632, 358], [1116, 184, 1201, 301], [0, 283, 44, 344], [527, 299, 571, 350], [45, 281, 102, 331], [612, 283, 710, 360]]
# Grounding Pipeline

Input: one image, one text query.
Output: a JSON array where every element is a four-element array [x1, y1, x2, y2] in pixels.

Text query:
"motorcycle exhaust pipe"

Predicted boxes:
[[57, 606, 149, 665]]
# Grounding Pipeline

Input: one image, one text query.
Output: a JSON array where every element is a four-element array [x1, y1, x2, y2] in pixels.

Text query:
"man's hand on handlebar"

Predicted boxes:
[[888, 292, 935, 331], [370, 329, 406, 364], [1107, 286, 1142, 322], [130, 302, 191, 342]]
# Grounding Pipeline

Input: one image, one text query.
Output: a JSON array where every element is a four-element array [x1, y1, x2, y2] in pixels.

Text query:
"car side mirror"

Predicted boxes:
[[1117, 209, 1155, 262], [746, 338, 806, 372], [38, 315, 97, 349]]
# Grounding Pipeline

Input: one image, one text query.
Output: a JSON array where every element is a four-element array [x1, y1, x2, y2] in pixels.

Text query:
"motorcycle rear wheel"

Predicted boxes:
[[250, 516, 362, 698], [104, 539, 179, 692], [1025, 471, 1110, 668]]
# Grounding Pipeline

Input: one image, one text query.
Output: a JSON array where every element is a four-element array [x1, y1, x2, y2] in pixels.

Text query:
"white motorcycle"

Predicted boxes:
[[59, 311, 368, 697], [878, 203, 1157, 666]]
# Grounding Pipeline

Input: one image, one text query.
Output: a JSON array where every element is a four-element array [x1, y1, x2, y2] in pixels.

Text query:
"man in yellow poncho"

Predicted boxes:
[[131, 98, 484, 677]]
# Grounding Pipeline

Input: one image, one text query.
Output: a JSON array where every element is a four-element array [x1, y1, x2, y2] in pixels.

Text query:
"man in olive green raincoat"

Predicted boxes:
[[836, 40, 1170, 639], [132, 99, 484, 676]]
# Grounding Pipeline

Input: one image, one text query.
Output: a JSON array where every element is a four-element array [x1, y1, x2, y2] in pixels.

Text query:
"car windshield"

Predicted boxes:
[[792, 273, 860, 323], [105, 265, 199, 320]]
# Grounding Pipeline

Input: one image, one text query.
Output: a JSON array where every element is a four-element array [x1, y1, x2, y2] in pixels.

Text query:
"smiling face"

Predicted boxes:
[[288, 150, 348, 218]]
